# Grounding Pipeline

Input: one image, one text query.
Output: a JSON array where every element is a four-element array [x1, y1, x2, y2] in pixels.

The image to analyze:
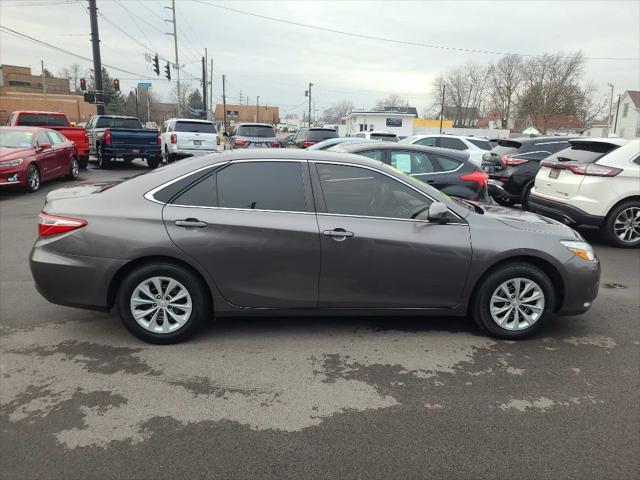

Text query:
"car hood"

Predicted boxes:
[[480, 203, 582, 239], [0, 146, 34, 160]]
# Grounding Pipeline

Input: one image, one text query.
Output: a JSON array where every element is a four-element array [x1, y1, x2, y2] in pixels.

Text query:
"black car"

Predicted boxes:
[[291, 128, 338, 148], [328, 142, 489, 201], [481, 136, 572, 208]]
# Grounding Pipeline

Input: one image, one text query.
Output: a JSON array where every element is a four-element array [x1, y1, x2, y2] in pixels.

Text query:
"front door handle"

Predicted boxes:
[[175, 218, 208, 228], [323, 228, 354, 241]]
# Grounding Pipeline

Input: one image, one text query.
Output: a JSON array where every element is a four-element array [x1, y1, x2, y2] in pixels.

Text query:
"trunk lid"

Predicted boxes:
[[109, 129, 158, 146]]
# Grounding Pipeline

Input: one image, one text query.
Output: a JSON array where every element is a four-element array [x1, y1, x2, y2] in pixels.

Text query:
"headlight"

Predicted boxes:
[[561, 240, 595, 261], [0, 158, 24, 167]]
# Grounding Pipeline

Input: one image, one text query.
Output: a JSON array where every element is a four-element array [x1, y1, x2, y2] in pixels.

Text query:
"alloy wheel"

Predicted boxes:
[[129, 276, 192, 334], [489, 277, 545, 331], [70, 158, 79, 178], [613, 207, 640, 243], [27, 166, 40, 191]]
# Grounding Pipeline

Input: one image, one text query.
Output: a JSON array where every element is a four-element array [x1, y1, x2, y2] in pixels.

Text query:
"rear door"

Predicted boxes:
[[163, 160, 320, 308], [174, 121, 217, 151], [47, 130, 72, 175]]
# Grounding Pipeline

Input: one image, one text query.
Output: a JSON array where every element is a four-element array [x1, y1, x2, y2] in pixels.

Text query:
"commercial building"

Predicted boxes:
[[214, 103, 280, 125], [612, 90, 640, 139], [344, 108, 418, 137]]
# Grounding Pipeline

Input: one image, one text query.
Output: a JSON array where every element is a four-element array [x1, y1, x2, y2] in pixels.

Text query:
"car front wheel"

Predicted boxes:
[[473, 263, 554, 339], [67, 156, 80, 180], [26, 164, 41, 192], [604, 201, 640, 248], [117, 263, 209, 344]]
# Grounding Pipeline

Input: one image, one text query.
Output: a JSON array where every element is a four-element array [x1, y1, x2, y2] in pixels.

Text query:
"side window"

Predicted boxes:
[[172, 174, 217, 207], [316, 163, 431, 220], [433, 155, 462, 171], [217, 161, 307, 212], [48, 131, 65, 144], [358, 150, 383, 161], [6, 113, 14, 126], [161, 123, 167, 133], [416, 137, 437, 147], [36, 132, 52, 147], [439, 137, 467, 151], [389, 150, 438, 174]]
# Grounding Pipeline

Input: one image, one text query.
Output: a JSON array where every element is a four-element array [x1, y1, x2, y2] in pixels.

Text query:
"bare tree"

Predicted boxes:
[[322, 100, 354, 123], [575, 83, 608, 129], [487, 54, 524, 129], [374, 94, 408, 110], [59, 63, 86, 93], [518, 51, 585, 133], [431, 62, 487, 127]]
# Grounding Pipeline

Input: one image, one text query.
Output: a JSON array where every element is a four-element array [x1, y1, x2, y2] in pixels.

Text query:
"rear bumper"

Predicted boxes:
[[529, 195, 604, 227], [30, 245, 125, 311], [104, 146, 161, 159]]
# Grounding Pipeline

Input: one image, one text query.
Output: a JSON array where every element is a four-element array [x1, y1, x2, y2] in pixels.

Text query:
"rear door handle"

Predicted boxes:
[[175, 218, 208, 228], [323, 228, 354, 241]]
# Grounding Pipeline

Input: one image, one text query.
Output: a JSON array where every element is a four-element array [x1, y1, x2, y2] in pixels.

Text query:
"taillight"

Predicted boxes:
[[104, 129, 111, 145], [303, 140, 315, 148], [270, 140, 280, 148], [234, 139, 247, 147], [567, 164, 622, 177], [157, 132, 161, 145], [500, 155, 527, 166], [170, 133, 177, 144], [38, 212, 87, 237], [460, 170, 489, 187]]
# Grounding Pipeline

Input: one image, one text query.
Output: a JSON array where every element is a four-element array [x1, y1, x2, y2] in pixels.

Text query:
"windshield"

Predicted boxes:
[[306, 129, 338, 141], [95, 117, 143, 129], [16, 113, 68, 127], [175, 122, 216, 133], [236, 125, 276, 137], [547, 142, 620, 164], [0, 130, 34, 148]]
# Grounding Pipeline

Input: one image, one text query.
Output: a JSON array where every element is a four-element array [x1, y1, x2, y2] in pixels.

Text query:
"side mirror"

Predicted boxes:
[[38, 143, 52, 150], [427, 202, 449, 224]]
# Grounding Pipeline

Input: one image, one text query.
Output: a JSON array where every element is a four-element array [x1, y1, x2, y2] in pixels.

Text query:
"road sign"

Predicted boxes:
[[137, 82, 152, 89]]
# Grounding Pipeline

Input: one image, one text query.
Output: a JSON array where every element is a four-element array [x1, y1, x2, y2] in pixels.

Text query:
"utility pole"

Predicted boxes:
[[88, 0, 105, 114], [256, 96, 260, 122], [439, 84, 446, 134], [222, 74, 227, 132], [201, 56, 207, 117], [209, 59, 213, 121], [165, 0, 181, 115], [40, 60, 48, 110], [308, 82, 313, 127], [147, 89, 151, 122], [134, 88, 139, 118], [613, 94, 621, 134], [606, 83, 614, 137]]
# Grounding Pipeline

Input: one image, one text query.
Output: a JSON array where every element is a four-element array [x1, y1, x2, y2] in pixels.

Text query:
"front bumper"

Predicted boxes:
[[30, 245, 126, 310], [558, 254, 601, 315], [0, 166, 26, 187], [529, 195, 604, 227]]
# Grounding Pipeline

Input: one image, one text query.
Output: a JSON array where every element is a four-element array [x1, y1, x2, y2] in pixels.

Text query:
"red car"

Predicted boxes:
[[6, 111, 90, 169], [0, 127, 79, 192]]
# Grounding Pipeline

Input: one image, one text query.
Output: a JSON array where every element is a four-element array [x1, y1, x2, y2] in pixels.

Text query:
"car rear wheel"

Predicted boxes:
[[96, 146, 111, 169], [604, 201, 640, 248], [117, 263, 209, 344], [521, 183, 533, 211], [67, 156, 80, 180], [147, 158, 160, 169], [473, 263, 554, 339], [26, 164, 40, 193]]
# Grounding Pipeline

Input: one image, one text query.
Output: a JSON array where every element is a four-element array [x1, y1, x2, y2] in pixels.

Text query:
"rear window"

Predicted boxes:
[[306, 129, 338, 141], [95, 117, 143, 129], [236, 125, 276, 138], [175, 121, 216, 134], [545, 142, 620, 164], [491, 140, 523, 156], [370, 133, 398, 142], [467, 139, 491, 150], [16, 113, 68, 127]]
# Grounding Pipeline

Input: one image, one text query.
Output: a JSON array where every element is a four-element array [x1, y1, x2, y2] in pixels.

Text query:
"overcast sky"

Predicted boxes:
[[1, 0, 638, 117]]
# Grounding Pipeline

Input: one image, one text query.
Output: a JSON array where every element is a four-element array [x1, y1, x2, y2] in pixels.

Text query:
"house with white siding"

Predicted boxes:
[[612, 90, 640, 139]]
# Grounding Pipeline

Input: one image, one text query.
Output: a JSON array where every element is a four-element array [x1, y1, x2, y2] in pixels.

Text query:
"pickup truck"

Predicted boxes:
[[6, 111, 90, 169], [85, 115, 162, 169]]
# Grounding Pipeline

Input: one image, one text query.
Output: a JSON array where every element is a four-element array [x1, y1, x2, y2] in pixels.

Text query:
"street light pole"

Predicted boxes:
[[308, 82, 313, 127], [256, 96, 260, 122]]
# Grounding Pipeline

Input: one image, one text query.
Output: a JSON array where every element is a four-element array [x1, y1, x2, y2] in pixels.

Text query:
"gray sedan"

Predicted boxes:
[[30, 150, 600, 344]]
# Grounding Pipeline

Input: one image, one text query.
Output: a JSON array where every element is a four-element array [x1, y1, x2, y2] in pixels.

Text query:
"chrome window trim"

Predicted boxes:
[[164, 203, 316, 216], [144, 163, 225, 205], [317, 212, 468, 226]]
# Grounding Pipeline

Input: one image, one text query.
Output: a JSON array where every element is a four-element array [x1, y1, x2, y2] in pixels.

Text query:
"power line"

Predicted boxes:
[[190, 0, 639, 61]]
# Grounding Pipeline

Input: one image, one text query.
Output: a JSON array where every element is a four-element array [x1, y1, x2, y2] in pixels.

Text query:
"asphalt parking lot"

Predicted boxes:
[[1, 159, 639, 480]]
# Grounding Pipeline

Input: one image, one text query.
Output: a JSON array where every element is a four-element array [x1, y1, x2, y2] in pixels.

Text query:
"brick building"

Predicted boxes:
[[214, 103, 279, 125]]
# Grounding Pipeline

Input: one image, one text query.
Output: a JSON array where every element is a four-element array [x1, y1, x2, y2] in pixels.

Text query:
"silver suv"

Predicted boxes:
[[228, 123, 280, 149]]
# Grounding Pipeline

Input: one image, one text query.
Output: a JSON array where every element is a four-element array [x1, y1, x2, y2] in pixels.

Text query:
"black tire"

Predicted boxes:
[[67, 156, 80, 180], [603, 200, 640, 248], [521, 183, 534, 211], [493, 196, 517, 207], [117, 263, 210, 344], [147, 157, 160, 169], [25, 164, 40, 193], [79, 156, 89, 169], [96, 145, 111, 169], [473, 263, 555, 340]]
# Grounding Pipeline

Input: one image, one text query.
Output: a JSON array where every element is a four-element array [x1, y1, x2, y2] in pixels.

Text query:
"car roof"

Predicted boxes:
[[411, 134, 485, 141], [168, 118, 214, 124], [237, 123, 273, 127], [333, 141, 470, 160], [0, 126, 48, 133], [12, 111, 65, 115], [568, 137, 628, 146], [308, 127, 337, 131], [95, 115, 139, 119]]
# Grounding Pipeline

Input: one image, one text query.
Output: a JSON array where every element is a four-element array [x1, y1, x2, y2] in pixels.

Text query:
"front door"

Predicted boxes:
[[34, 132, 58, 180], [312, 162, 472, 308], [163, 160, 320, 308]]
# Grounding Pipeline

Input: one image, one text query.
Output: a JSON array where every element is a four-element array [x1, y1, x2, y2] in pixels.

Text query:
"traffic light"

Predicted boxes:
[[113, 79, 120, 91], [80, 78, 86, 91], [152, 54, 160, 76], [164, 62, 171, 81]]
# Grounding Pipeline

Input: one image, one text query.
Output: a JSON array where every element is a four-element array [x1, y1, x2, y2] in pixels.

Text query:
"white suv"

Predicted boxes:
[[529, 138, 639, 248], [160, 118, 220, 163], [400, 134, 492, 167], [353, 131, 399, 142]]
